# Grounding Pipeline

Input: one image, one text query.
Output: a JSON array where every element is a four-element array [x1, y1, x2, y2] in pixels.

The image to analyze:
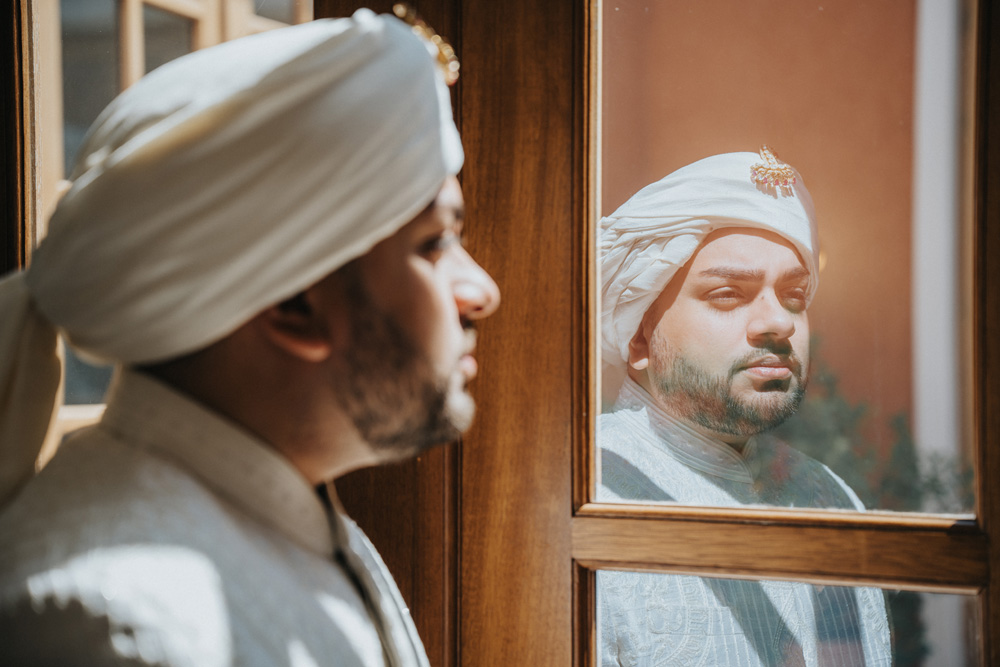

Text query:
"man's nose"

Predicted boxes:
[[746, 290, 795, 342], [453, 250, 500, 320]]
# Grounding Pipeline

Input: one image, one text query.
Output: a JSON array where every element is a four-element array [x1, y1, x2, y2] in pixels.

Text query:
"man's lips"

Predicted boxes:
[[459, 353, 478, 379], [740, 355, 794, 380], [459, 330, 479, 380]]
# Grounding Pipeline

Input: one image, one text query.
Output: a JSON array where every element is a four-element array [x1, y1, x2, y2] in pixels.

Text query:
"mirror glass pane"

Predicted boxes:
[[254, 0, 296, 24], [597, 569, 980, 666], [144, 6, 193, 74], [60, 0, 120, 404], [596, 0, 975, 514], [61, 0, 119, 176]]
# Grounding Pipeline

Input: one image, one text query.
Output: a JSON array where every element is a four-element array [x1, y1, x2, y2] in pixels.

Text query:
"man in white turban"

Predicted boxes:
[[597, 149, 891, 666], [0, 8, 498, 666]]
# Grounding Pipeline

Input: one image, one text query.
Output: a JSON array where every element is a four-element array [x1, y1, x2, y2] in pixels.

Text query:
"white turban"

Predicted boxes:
[[600, 150, 819, 403], [0, 9, 463, 503]]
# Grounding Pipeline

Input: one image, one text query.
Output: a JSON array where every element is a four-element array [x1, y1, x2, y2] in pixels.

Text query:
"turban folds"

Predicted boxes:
[[0, 9, 463, 503], [600, 151, 819, 403]]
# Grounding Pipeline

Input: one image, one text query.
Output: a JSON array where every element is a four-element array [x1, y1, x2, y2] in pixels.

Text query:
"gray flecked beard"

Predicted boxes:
[[331, 267, 470, 462], [653, 348, 806, 438]]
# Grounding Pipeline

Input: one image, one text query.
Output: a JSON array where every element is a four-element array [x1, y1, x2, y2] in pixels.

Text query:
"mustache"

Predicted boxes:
[[728, 342, 804, 379], [462, 327, 478, 355]]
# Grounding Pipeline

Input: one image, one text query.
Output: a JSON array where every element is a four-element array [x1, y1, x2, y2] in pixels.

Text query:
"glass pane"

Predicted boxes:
[[60, 1, 120, 405], [144, 6, 193, 74], [61, 0, 119, 175], [253, 0, 295, 24], [63, 346, 114, 405], [596, 1, 975, 514], [597, 570, 980, 666]]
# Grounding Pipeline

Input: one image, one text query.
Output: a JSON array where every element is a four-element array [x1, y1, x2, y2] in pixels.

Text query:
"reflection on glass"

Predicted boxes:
[[144, 7, 192, 74], [60, 1, 120, 406], [61, 0, 119, 175], [598, 150, 869, 512], [597, 0, 974, 514], [63, 346, 113, 405], [253, 0, 296, 24], [597, 570, 979, 666]]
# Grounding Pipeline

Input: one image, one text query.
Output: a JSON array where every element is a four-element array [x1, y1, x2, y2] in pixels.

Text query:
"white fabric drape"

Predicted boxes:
[[599, 151, 819, 402], [0, 276, 61, 506], [0, 9, 462, 505]]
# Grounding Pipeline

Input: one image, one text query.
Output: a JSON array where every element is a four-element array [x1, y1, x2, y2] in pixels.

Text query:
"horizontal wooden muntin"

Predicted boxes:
[[572, 513, 987, 592], [577, 500, 978, 531]]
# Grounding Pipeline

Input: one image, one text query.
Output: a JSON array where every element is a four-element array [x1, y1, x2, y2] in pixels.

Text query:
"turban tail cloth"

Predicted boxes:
[[0, 9, 463, 504], [600, 151, 819, 404]]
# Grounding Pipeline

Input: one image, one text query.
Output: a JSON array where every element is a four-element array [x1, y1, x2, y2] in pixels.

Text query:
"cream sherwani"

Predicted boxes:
[[0, 370, 429, 667], [597, 378, 892, 666]]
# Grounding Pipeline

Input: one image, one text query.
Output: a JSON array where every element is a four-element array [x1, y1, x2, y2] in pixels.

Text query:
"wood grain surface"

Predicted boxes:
[[573, 515, 987, 592], [457, 0, 581, 663], [976, 1, 1000, 662], [2, 1, 25, 274]]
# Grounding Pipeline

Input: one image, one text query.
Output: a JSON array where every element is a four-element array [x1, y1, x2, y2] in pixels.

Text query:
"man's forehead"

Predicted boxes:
[[408, 176, 464, 227], [686, 228, 808, 276], [437, 176, 464, 209]]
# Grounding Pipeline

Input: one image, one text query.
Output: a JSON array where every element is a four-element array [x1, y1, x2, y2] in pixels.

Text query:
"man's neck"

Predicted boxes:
[[137, 345, 379, 485], [624, 369, 751, 452]]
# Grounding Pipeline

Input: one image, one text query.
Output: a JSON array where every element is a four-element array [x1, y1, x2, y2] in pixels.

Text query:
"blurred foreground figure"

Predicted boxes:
[[0, 8, 498, 666], [597, 149, 890, 666]]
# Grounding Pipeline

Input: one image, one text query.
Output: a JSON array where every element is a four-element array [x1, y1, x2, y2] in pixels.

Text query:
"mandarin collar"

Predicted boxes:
[[99, 368, 335, 557], [612, 377, 760, 484]]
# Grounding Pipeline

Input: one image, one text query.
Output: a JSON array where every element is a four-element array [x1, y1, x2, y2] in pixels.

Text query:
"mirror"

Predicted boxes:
[[595, 0, 976, 516]]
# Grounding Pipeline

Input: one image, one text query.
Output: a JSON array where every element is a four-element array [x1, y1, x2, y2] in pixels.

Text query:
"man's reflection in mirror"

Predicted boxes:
[[597, 149, 891, 665]]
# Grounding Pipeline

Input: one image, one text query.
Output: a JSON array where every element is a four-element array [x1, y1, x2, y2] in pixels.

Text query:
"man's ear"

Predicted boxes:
[[627, 325, 650, 371], [256, 292, 333, 363]]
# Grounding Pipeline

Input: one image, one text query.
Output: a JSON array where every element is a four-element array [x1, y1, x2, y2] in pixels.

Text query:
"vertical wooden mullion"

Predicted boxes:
[[35, 0, 63, 233], [458, 0, 578, 663], [977, 0, 1000, 661], [219, 0, 247, 41], [293, 0, 314, 24], [2, 0, 26, 273], [193, 0, 222, 49], [119, 0, 145, 89], [574, 562, 596, 667]]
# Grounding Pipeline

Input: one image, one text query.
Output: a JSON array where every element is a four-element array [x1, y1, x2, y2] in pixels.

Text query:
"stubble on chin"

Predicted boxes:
[[651, 352, 807, 438], [331, 267, 469, 461]]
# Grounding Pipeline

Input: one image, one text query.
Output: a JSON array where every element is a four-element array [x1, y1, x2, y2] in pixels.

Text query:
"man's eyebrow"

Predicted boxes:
[[697, 266, 810, 282], [698, 267, 764, 281], [780, 266, 810, 282]]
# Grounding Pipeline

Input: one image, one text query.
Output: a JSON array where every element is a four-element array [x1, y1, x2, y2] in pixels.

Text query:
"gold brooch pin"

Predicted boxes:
[[750, 145, 797, 189], [393, 3, 460, 86]]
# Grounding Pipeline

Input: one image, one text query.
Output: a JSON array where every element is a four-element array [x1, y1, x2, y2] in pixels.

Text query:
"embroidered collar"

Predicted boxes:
[[100, 368, 336, 557], [612, 377, 761, 484]]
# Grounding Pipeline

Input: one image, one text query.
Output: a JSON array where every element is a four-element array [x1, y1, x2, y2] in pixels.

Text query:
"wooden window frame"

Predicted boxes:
[[7, 1, 1000, 664], [16, 0, 313, 456]]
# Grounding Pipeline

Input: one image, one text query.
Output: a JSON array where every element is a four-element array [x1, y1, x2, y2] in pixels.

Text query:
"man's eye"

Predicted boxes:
[[705, 288, 743, 307], [782, 287, 807, 311], [419, 233, 459, 258]]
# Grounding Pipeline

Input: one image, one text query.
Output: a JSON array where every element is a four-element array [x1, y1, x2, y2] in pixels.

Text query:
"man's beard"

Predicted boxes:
[[652, 346, 806, 438], [331, 270, 473, 462]]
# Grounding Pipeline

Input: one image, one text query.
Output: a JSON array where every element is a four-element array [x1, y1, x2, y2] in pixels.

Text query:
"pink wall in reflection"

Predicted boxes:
[[602, 0, 916, 449]]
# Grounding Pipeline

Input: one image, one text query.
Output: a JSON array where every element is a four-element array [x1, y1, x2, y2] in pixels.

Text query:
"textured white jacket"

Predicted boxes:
[[597, 378, 892, 667], [0, 370, 429, 667]]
